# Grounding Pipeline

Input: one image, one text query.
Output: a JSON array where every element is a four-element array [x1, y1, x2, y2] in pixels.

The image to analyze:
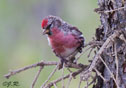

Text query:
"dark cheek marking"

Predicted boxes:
[[46, 24, 53, 35], [48, 31, 52, 35]]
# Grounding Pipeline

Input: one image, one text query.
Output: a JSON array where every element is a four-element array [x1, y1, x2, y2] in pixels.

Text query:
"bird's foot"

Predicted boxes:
[[69, 57, 77, 64], [58, 58, 68, 70]]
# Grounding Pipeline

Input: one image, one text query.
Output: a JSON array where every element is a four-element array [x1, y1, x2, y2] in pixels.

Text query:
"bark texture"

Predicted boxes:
[[94, 0, 126, 88]]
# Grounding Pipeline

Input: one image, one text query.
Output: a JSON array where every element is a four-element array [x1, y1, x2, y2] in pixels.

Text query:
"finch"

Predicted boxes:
[[41, 15, 84, 68]]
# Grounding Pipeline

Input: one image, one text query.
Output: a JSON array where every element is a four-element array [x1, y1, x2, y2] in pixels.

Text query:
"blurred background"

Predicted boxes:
[[0, 0, 99, 88]]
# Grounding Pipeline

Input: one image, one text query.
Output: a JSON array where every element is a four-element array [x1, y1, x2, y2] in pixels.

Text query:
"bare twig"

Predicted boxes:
[[31, 66, 44, 88], [4, 60, 83, 79], [45, 67, 86, 88], [66, 62, 86, 69], [4, 61, 58, 79], [41, 64, 59, 88], [53, 83, 58, 88], [88, 30, 122, 72], [4, 59, 88, 88], [67, 68, 73, 73], [104, 7, 125, 13], [88, 48, 94, 58], [114, 43, 119, 85], [84, 41, 103, 47], [76, 41, 103, 62], [95, 6, 125, 14], [66, 74, 72, 88], [76, 30, 122, 88], [45, 74, 70, 88], [119, 34, 126, 43], [94, 68, 107, 82], [88, 76, 96, 86], [76, 46, 92, 61], [78, 78, 82, 88], [62, 63, 65, 88], [99, 56, 119, 88], [85, 80, 89, 88]]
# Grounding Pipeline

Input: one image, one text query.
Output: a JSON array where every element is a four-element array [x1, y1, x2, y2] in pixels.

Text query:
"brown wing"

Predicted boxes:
[[60, 20, 85, 52], [69, 26, 85, 53]]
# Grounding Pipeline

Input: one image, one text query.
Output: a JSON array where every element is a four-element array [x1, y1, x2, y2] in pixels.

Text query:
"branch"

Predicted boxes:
[[31, 66, 44, 88], [76, 40, 103, 62], [94, 68, 107, 82], [88, 30, 122, 72], [99, 56, 119, 88], [4, 61, 58, 79], [114, 43, 119, 86], [44, 67, 87, 88], [66, 73, 72, 88], [4, 60, 85, 79], [77, 30, 122, 88], [41, 64, 59, 88], [95, 6, 126, 14]]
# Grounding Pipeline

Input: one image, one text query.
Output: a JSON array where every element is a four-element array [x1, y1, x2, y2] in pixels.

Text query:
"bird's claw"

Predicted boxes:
[[58, 58, 68, 70]]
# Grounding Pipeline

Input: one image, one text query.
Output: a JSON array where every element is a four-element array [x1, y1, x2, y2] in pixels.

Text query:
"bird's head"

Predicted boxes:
[[41, 15, 61, 35]]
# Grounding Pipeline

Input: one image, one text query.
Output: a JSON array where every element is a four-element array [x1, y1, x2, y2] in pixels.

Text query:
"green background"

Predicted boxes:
[[0, 0, 100, 88]]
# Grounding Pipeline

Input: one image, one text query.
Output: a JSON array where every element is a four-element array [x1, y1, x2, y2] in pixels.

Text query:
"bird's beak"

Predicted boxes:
[[43, 29, 49, 35]]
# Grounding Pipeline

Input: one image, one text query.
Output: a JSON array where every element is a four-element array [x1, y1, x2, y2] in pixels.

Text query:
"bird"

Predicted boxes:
[[41, 15, 84, 69]]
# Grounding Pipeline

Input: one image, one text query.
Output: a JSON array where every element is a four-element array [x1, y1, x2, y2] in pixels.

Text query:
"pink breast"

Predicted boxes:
[[48, 28, 79, 56]]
